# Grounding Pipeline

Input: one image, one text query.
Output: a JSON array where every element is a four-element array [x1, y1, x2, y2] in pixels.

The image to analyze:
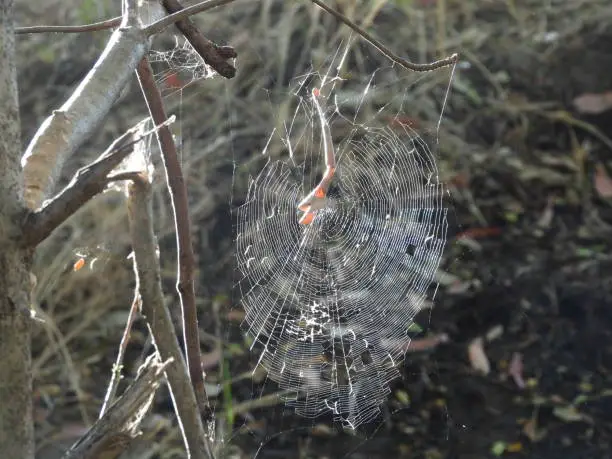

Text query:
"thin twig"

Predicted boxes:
[[99, 280, 142, 416], [126, 172, 214, 459], [144, 0, 237, 36], [309, 0, 458, 72], [161, 0, 237, 78], [136, 57, 213, 427], [15, 17, 121, 34]]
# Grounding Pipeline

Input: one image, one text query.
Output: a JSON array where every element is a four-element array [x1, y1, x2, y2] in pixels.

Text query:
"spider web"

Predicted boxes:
[[149, 36, 216, 94], [234, 57, 452, 429]]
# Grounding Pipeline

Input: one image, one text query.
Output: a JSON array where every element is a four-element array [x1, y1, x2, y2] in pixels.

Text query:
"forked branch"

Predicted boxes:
[[136, 57, 213, 428], [20, 119, 174, 248], [20, 2, 166, 209], [127, 173, 214, 459], [16, 0, 238, 80]]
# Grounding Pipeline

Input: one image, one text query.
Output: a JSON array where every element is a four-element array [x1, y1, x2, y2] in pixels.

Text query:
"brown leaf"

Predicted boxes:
[[523, 418, 547, 442], [594, 164, 612, 198], [405, 333, 449, 353], [573, 92, 612, 114]]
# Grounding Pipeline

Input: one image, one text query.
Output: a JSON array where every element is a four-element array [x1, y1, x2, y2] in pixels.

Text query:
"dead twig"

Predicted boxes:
[[99, 293, 141, 417], [309, 0, 458, 72], [62, 354, 171, 459], [127, 171, 214, 459], [15, 17, 121, 34], [20, 118, 174, 248], [136, 57, 213, 428]]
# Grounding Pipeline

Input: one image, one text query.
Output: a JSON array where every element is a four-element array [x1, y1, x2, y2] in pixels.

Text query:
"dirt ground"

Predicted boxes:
[[15, 1, 612, 458]]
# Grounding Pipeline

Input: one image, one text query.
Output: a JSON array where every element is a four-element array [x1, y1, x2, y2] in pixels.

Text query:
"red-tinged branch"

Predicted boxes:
[[135, 57, 213, 426]]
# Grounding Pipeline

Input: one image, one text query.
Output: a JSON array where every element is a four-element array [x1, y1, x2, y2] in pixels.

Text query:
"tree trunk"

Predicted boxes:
[[0, 0, 34, 457]]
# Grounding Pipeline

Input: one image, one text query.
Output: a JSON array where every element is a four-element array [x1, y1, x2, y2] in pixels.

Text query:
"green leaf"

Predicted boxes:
[[407, 322, 423, 334], [491, 441, 506, 456], [396, 390, 410, 405]]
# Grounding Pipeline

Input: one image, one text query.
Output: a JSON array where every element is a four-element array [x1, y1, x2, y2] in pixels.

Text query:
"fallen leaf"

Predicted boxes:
[[508, 352, 526, 389], [491, 441, 506, 456], [573, 91, 612, 114], [523, 418, 547, 442], [536, 197, 555, 229], [456, 227, 502, 240], [405, 333, 449, 353], [594, 164, 612, 198], [506, 442, 523, 453], [395, 390, 410, 405], [311, 423, 336, 437], [553, 405, 588, 423], [468, 337, 490, 375], [486, 325, 504, 342]]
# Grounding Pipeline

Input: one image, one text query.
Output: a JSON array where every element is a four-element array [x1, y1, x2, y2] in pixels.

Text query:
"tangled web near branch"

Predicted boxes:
[[148, 37, 213, 92], [235, 75, 449, 429]]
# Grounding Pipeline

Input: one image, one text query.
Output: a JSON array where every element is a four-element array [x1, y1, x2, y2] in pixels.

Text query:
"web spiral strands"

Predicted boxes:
[[236, 123, 447, 428]]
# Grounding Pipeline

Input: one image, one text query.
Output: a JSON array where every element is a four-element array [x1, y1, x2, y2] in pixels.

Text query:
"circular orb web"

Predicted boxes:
[[235, 124, 448, 429]]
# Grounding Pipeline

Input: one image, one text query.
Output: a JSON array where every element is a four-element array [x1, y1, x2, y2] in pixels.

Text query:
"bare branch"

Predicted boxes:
[[62, 355, 171, 459], [126, 172, 214, 459], [99, 121, 151, 416], [21, 2, 166, 210], [161, 0, 236, 78], [136, 57, 214, 428], [309, 0, 458, 72], [144, 0, 237, 36], [15, 17, 121, 34], [21, 118, 173, 248]]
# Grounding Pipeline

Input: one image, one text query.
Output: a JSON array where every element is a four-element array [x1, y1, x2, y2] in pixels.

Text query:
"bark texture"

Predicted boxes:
[[0, 0, 34, 457]]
